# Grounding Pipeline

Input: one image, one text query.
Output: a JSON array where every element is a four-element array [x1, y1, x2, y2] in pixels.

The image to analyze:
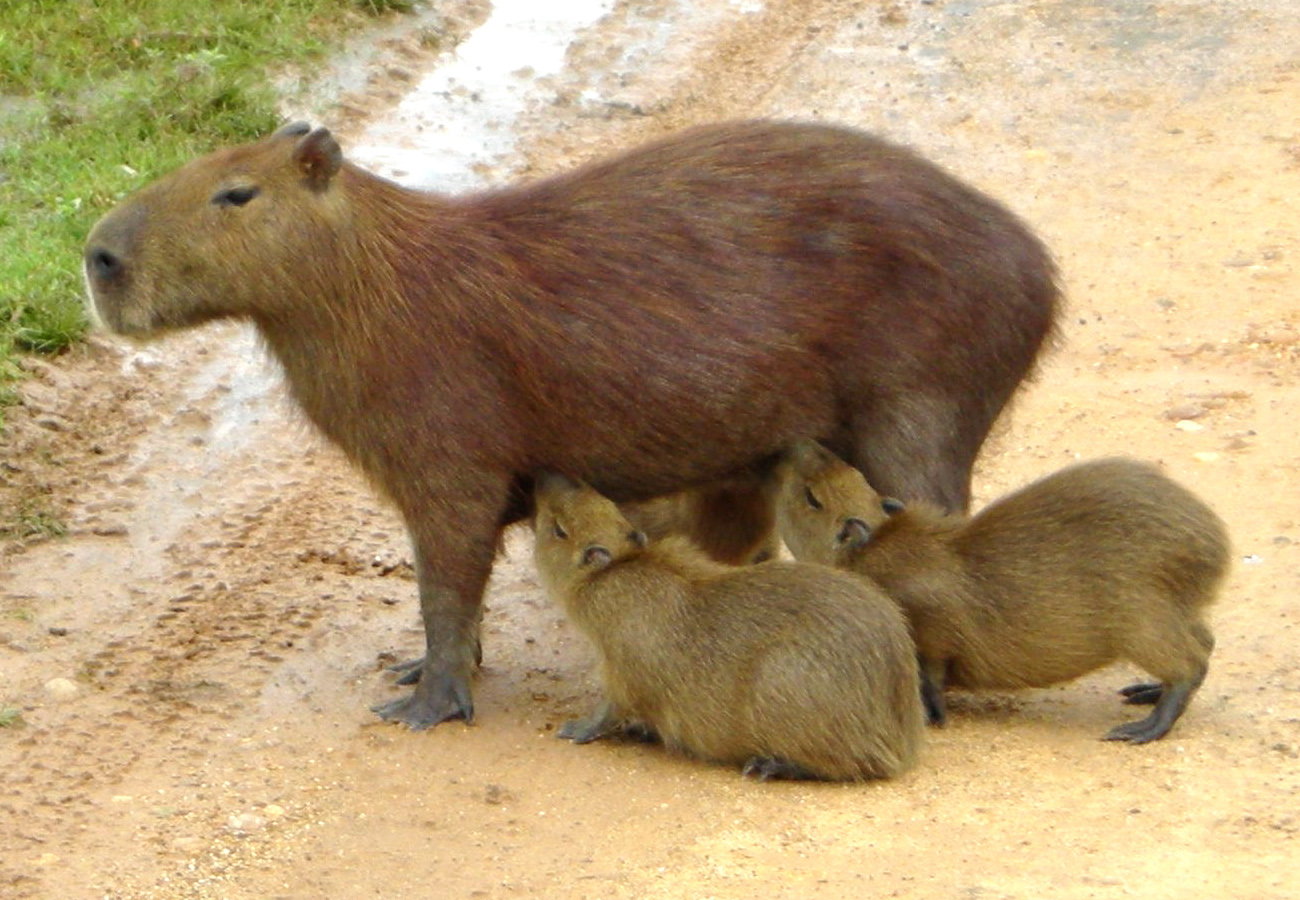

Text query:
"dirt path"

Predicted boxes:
[[3, 1, 1298, 897]]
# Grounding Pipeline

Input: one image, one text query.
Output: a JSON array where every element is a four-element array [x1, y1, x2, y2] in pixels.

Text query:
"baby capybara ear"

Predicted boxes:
[[273, 121, 312, 139], [293, 127, 342, 188], [882, 497, 906, 514]]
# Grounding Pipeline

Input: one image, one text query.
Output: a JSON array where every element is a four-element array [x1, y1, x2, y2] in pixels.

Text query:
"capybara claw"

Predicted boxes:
[[387, 655, 425, 686], [1103, 719, 1165, 744], [1118, 682, 1163, 705], [557, 718, 607, 744], [372, 669, 475, 729]]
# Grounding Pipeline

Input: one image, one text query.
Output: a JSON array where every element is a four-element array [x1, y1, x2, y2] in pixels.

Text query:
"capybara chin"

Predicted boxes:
[[775, 441, 1229, 744], [83, 119, 1059, 729], [533, 473, 924, 781]]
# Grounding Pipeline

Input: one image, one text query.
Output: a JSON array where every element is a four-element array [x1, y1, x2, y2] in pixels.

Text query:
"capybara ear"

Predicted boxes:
[[629, 530, 648, 548], [293, 127, 342, 188], [273, 121, 312, 140], [836, 517, 872, 549], [882, 497, 906, 515], [581, 545, 613, 569]]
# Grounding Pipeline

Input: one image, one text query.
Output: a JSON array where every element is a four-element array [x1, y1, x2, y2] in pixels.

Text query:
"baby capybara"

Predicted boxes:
[[775, 441, 1228, 743], [533, 473, 924, 780], [84, 120, 1058, 728]]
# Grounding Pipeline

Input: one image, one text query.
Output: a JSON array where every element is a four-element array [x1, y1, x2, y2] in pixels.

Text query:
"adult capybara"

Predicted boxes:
[[774, 441, 1229, 743], [84, 119, 1059, 728], [533, 473, 924, 780]]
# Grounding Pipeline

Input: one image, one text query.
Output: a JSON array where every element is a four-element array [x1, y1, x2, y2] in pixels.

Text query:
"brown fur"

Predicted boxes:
[[533, 473, 924, 780], [621, 468, 781, 565], [84, 120, 1059, 728], [776, 442, 1229, 743]]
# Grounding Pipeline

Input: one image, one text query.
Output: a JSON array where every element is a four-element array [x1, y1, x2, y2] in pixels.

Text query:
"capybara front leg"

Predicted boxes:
[[372, 526, 495, 729], [558, 699, 623, 744], [741, 756, 820, 781], [919, 656, 948, 726]]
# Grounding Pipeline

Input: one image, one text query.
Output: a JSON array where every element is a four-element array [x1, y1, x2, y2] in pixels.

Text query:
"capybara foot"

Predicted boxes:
[[1104, 678, 1198, 744], [1104, 717, 1169, 744], [387, 656, 425, 686], [558, 700, 622, 744], [1119, 682, 1163, 705], [919, 664, 948, 726], [742, 756, 819, 781], [557, 718, 609, 743], [622, 721, 660, 743], [372, 666, 474, 729]]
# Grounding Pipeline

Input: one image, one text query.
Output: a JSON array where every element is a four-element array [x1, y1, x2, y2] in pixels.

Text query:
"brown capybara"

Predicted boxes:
[[83, 119, 1059, 728], [774, 441, 1229, 743], [532, 473, 924, 780]]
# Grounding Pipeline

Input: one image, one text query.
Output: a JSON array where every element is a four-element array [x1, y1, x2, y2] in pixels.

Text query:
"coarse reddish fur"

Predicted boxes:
[[84, 120, 1059, 727]]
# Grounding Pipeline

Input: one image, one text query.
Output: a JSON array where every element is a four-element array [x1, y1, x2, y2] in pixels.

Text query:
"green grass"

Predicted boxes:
[[1, 497, 68, 541], [0, 707, 23, 727], [0, 0, 417, 421]]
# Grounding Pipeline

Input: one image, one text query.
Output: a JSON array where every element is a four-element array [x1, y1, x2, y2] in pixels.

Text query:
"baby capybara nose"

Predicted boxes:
[[85, 246, 123, 284]]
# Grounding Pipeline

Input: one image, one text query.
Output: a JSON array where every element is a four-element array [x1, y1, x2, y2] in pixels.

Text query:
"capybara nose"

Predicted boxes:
[[86, 246, 123, 284]]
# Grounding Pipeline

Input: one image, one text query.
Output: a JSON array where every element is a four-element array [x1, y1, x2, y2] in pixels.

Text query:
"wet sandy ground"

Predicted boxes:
[[2, 1, 1298, 897]]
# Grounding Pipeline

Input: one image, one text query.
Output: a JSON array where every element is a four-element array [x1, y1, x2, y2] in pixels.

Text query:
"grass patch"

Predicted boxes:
[[2, 497, 68, 541], [0, 707, 23, 727], [0, 0, 418, 417]]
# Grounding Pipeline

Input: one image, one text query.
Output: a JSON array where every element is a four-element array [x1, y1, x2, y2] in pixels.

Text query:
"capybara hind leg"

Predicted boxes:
[[372, 520, 497, 729], [1119, 682, 1163, 705], [742, 756, 821, 781], [1105, 665, 1207, 744]]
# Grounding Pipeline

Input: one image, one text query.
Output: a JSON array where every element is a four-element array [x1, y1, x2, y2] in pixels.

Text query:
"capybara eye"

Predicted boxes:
[[804, 486, 823, 511], [552, 520, 568, 540], [211, 185, 261, 208]]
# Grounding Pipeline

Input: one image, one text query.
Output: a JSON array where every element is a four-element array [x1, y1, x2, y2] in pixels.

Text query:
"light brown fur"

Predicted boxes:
[[533, 473, 924, 780], [776, 442, 1229, 743]]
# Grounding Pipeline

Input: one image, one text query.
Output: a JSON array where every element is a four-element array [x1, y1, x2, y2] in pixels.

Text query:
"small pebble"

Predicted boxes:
[[1163, 403, 1207, 421], [44, 677, 79, 700], [1193, 451, 1220, 462], [227, 812, 267, 834], [1175, 419, 1204, 432]]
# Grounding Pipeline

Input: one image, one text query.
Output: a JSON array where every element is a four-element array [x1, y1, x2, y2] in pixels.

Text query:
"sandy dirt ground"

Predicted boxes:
[[2, 1, 1298, 897]]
